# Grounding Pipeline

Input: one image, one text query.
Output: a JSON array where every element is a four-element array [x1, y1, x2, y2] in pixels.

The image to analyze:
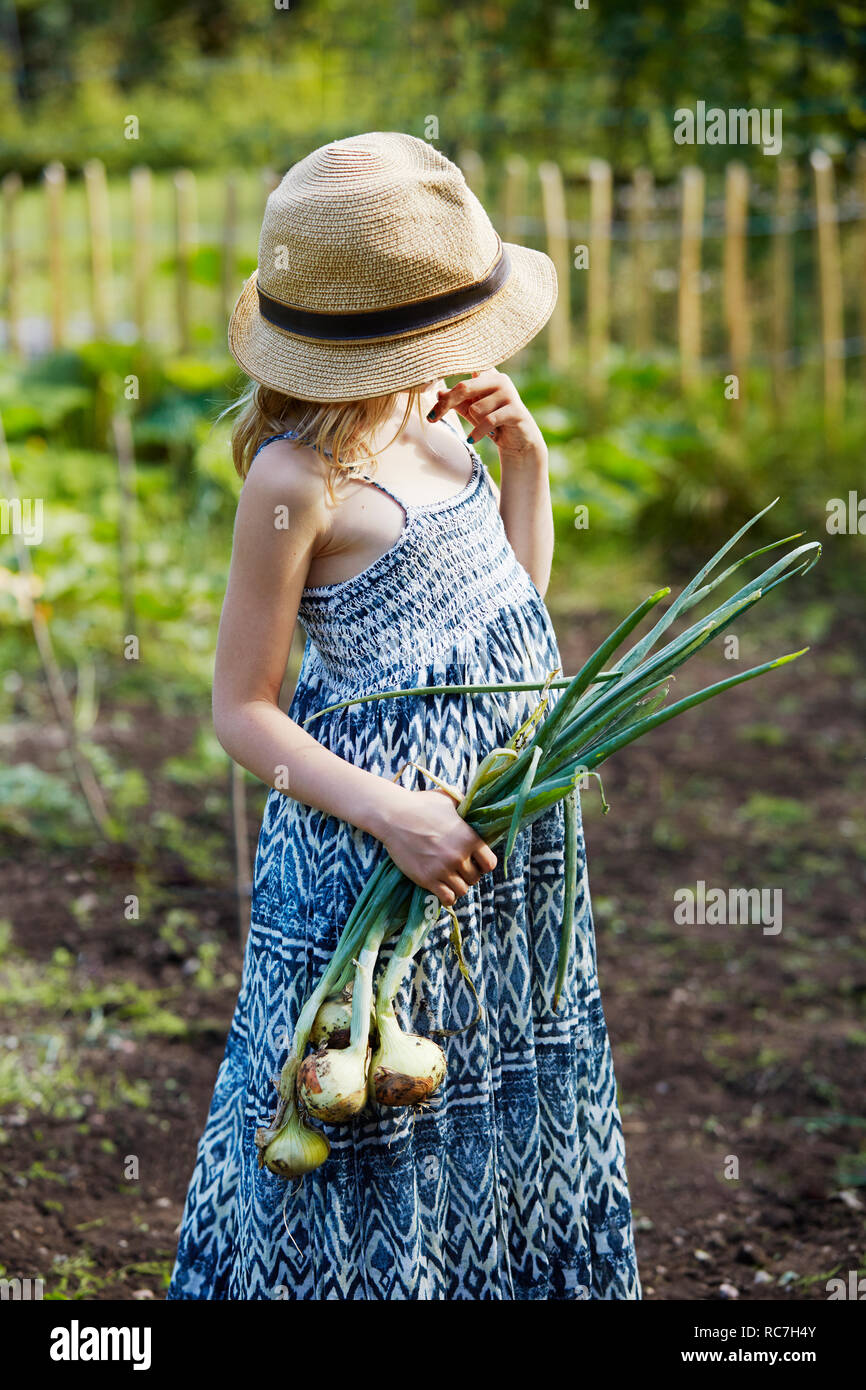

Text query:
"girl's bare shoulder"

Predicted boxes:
[[242, 434, 331, 522]]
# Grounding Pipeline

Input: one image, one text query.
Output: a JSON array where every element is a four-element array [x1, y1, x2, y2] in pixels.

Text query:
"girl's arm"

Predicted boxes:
[[493, 443, 552, 597], [212, 440, 496, 906], [435, 370, 554, 596]]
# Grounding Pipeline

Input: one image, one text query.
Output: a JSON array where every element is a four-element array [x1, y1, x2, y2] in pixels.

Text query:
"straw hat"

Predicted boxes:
[[228, 132, 557, 401]]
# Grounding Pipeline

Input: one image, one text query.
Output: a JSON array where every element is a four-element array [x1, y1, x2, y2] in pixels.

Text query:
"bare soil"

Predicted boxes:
[[1, 603, 864, 1300]]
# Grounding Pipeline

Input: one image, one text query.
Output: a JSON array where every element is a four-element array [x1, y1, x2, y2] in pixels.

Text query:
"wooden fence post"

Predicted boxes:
[[771, 159, 797, 415], [174, 169, 197, 354], [222, 173, 239, 326], [261, 168, 281, 209], [457, 148, 485, 203], [723, 161, 750, 412], [2, 172, 22, 356], [810, 150, 844, 431], [502, 154, 528, 243], [678, 166, 705, 392], [84, 158, 113, 339], [111, 411, 137, 636], [538, 160, 570, 369], [856, 144, 866, 388], [130, 166, 152, 342], [500, 155, 528, 368], [44, 162, 66, 350], [630, 167, 654, 352], [587, 158, 612, 397]]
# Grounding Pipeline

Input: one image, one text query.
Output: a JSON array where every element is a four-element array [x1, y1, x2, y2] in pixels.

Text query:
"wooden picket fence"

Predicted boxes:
[[2, 148, 865, 429]]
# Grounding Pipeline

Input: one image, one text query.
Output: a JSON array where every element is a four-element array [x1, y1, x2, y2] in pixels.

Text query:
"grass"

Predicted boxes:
[[26, 1250, 175, 1300], [0, 925, 238, 1124], [0, 1043, 152, 1121]]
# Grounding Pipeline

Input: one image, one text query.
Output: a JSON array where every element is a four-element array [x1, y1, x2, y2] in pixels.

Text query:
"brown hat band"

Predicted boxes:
[[256, 244, 512, 343]]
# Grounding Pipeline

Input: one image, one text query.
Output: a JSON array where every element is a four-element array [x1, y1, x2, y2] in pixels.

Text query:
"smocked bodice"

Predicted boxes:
[[257, 424, 546, 688]]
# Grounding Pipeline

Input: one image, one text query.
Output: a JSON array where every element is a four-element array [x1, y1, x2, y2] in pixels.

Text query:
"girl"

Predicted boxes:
[[167, 132, 640, 1301]]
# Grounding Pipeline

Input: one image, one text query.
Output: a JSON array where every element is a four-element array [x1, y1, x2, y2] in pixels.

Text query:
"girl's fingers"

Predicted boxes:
[[446, 874, 471, 900], [460, 846, 496, 884], [466, 407, 514, 443], [427, 378, 505, 424], [435, 883, 457, 907], [465, 836, 496, 875], [458, 396, 514, 443], [472, 845, 498, 874], [430, 392, 496, 426]]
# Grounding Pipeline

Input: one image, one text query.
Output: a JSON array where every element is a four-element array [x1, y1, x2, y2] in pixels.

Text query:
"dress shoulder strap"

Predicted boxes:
[[252, 429, 301, 460], [437, 412, 468, 444], [357, 413, 474, 507], [253, 428, 409, 509], [354, 472, 409, 511]]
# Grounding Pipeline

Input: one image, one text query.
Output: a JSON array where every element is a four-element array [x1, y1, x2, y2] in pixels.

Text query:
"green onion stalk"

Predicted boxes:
[[259, 504, 821, 1178]]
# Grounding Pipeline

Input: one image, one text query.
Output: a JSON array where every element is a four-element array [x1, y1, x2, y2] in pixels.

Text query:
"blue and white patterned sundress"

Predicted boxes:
[[167, 418, 641, 1301]]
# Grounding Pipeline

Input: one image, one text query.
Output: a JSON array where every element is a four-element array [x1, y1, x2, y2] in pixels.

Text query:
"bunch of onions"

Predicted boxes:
[[255, 887, 413, 1175], [258, 503, 820, 1179]]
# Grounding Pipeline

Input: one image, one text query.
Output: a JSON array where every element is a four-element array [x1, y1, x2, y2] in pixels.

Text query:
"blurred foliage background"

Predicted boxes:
[[3, 0, 866, 172]]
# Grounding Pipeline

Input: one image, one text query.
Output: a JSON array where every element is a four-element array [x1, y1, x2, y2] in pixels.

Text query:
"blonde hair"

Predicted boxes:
[[227, 379, 430, 497]]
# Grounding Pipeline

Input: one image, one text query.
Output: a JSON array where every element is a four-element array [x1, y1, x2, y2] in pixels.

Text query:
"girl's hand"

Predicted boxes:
[[426, 369, 553, 593], [427, 369, 546, 462], [376, 787, 497, 907]]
